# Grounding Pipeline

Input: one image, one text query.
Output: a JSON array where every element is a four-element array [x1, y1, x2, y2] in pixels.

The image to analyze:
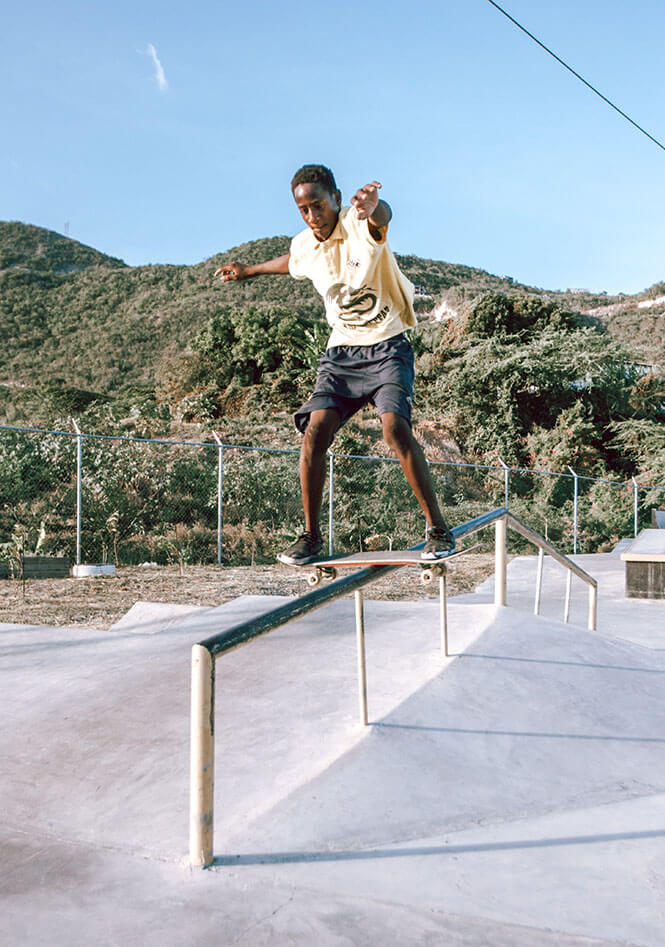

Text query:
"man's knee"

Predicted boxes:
[[303, 411, 339, 456], [381, 412, 414, 455]]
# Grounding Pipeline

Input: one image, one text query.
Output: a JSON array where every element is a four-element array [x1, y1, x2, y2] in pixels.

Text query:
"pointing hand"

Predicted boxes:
[[214, 261, 250, 282], [351, 181, 382, 220]]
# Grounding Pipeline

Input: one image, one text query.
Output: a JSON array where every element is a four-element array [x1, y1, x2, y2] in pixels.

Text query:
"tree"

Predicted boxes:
[[162, 305, 323, 418], [421, 293, 638, 471]]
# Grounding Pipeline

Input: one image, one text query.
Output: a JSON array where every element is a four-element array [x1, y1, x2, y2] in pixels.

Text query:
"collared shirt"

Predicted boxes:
[[288, 206, 416, 348]]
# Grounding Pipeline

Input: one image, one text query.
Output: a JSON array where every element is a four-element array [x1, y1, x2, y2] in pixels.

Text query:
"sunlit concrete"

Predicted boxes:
[[2, 549, 664, 945]]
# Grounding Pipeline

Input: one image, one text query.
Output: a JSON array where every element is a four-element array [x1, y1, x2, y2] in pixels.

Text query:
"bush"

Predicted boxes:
[[164, 305, 323, 420]]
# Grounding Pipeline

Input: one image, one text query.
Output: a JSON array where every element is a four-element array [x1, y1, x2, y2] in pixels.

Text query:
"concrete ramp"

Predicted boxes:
[[108, 600, 212, 634], [3, 578, 665, 945], [226, 607, 665, 856], [0, 596, 492, 858]]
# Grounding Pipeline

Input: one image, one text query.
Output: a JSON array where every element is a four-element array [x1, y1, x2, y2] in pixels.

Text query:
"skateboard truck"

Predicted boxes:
[[290, 544, 479, 588]]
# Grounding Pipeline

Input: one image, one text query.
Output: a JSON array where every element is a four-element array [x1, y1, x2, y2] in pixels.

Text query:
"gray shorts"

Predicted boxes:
[[294, 333, 415, 434]]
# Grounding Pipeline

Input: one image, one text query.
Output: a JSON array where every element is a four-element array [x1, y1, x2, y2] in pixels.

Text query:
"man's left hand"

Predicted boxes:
[[351, 181, 382, 220]]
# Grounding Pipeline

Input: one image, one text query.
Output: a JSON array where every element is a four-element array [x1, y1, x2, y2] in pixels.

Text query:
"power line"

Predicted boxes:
[[486, 0, 665, 153]]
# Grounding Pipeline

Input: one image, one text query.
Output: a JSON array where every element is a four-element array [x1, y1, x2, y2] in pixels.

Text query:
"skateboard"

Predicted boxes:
[[279, 544, 480, 586]]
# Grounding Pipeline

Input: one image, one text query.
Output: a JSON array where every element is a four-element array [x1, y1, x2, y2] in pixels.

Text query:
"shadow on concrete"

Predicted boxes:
[[376, 721, 665, 744], [452, 651, 665, 675], [0, 633, 138, 656], [214, 827, 665, 867]]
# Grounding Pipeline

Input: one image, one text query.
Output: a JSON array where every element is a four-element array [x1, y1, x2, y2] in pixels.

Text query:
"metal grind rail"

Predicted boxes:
[[189, 507, 598, 867]]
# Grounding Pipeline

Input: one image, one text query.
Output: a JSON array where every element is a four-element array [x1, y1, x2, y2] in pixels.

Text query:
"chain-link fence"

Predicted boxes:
[[1, 423, 664, 569]]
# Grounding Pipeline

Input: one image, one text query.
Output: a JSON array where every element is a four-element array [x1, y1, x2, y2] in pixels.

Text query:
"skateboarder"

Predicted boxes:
[[215, 164, 455, 564]]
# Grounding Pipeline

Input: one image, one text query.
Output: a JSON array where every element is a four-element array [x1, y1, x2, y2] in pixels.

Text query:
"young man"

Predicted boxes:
[[215, 164, 455, 564]]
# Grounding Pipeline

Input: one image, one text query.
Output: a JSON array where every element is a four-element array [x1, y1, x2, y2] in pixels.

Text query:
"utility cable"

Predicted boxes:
[[486, 0, 665, 153]]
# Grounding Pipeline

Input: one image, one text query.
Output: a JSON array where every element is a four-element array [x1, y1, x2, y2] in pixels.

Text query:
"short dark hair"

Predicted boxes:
[[291, 164, 338, 195]]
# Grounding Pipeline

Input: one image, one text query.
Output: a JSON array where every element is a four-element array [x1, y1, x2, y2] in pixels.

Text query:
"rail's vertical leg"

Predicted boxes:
[[355, 590, 368, 726], [190, 644, 215, 868], [588, 583, 598, 632], [494, 516, 507, 607], [440, 568, 449, 657], [534, 547, 544, 616], [564, 570, 572, 623]]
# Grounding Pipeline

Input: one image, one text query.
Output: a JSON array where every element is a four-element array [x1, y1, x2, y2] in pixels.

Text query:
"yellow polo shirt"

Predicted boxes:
[[288, 206, 416, 348]]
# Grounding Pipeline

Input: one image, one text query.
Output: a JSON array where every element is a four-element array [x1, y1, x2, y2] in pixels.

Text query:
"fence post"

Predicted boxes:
[[72, 419, 82, 566], [567, 465, 579, 555], [328, 452, 335, 556], [632, 477, 640, 537], [213, 433, 224, 565], [498, 456, 510, 509]]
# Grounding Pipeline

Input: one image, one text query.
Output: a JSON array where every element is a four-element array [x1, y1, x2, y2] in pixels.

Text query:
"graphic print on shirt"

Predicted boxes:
[[325, 282, 390, 330]]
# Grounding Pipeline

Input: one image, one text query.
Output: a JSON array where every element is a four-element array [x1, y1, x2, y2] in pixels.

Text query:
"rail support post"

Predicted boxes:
[[534, 547, 544, 615], [564, 570, 572, 624], [355, 590, 368, 726], [190, 644, 215, 868], [588, 584, 598, 632], [494, 515, 507, 607], [440, 569, 449, 657]]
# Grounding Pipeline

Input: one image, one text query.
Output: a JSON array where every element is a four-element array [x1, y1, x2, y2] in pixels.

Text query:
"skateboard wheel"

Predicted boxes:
[[421, 569, 434, 585], [323, 567, 337, 580], [306, 571, 321, 587]]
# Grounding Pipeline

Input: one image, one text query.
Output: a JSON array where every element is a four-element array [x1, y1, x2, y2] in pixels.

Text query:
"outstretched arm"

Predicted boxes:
[[351, 181, 392, 241], [214, 253, 290, 283]]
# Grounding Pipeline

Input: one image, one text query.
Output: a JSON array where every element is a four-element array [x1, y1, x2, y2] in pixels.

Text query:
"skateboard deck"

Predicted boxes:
[[311, 548, 468, 567], [279, 543, 480, 586]]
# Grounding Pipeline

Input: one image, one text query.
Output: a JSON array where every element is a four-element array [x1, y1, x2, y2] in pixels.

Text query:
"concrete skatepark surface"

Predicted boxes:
[[2, 548, 665, 945]]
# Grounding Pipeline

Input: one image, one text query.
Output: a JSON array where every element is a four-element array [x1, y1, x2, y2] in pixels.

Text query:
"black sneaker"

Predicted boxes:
[[277, 531, 323, 566], [421, 525, 456, 561]]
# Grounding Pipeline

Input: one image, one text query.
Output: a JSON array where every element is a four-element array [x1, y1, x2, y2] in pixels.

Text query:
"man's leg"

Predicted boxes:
[[381, 412, 447, 530], [278, 407, 341, 565], [300, 407, 342, 537]]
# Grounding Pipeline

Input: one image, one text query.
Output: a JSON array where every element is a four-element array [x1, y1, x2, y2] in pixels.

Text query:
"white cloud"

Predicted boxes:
[[146, 43, 168, 92]]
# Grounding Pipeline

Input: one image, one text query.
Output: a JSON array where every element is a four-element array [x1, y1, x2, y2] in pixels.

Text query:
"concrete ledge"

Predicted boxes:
[[620, 529, 665, 562], [0, 556, 71, 579], [621, 529, 665, 598]]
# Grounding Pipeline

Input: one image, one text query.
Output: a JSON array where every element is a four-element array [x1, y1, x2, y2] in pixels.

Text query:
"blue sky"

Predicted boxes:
[[3, 0, 665, 294]]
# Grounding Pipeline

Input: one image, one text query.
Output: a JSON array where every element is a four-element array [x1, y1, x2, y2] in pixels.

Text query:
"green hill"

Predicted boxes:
[[1, 219, 663, 437], [1, 221, 664, 563], [0, 225, 329, 394], [4, 220, 659, 397], [0, 221, 126, 275], [576, 285, 665, 368]]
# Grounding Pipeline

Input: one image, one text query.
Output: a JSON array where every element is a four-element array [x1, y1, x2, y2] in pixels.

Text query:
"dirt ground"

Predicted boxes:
[[0, 554, 497, 630]]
